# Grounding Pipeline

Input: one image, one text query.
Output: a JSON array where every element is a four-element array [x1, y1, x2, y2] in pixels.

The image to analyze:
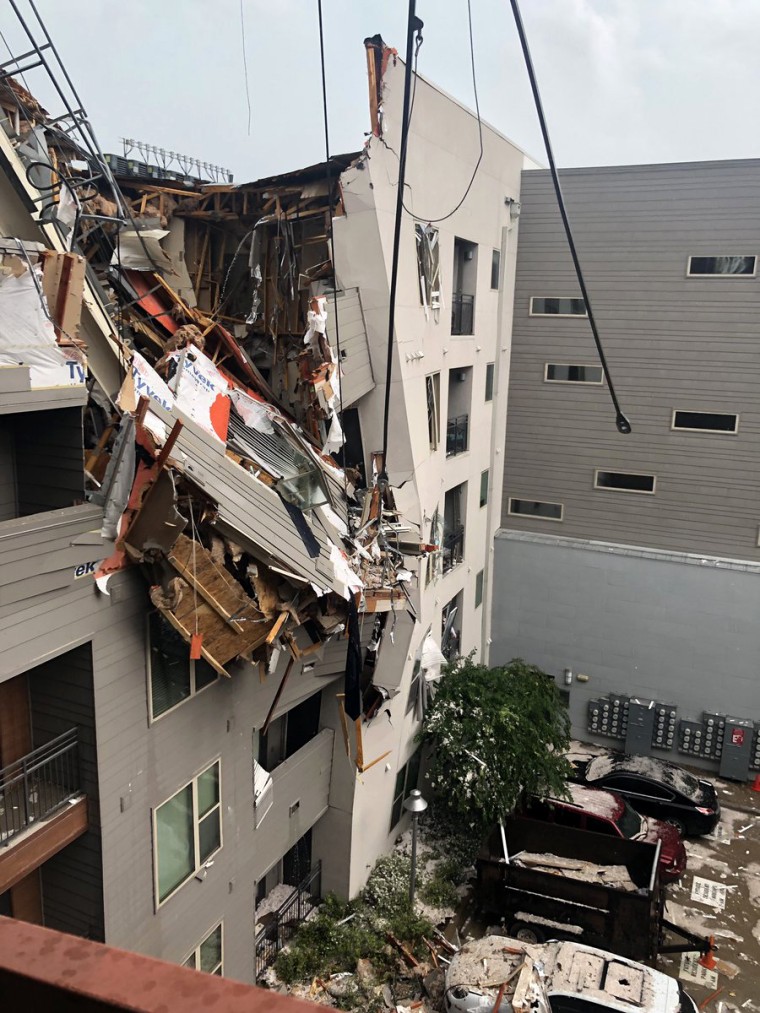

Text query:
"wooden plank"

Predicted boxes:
[[264, 611, 288, 644], [0, 797, 88, 894], [260, 657, 295, 735]]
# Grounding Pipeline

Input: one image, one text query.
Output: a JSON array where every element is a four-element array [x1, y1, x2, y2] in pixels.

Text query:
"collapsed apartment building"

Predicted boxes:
[[0, 16, 531, 983]]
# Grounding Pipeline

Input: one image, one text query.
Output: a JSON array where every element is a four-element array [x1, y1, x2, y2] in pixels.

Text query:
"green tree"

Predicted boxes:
[[420, 657, 571, 830]]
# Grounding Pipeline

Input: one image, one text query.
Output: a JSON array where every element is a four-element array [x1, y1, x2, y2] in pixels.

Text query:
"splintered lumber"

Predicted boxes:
[[386, 933, 420, 968], [159, 533, 275, 667]]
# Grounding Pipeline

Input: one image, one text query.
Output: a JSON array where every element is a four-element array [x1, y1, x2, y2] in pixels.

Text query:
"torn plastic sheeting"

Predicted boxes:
[[171, 344, 230, 443], [111, 228, 175, 273], [228, 387, 274, 434], [253, 759, 273, 828], [420, 632, 446, 675], [329, 544, 364, 600], [0, 265, 83, 388], [98, 416, 136, 540]]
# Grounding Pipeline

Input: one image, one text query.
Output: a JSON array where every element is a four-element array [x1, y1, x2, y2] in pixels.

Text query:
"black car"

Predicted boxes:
[[568, 750, 720, 836]]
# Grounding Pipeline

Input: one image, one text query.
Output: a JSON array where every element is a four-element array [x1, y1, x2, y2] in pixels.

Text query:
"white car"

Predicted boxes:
[[444, 936, 698, 1013]]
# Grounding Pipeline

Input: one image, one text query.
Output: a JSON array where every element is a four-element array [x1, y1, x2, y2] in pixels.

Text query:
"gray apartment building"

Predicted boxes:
[[493, 159, 760, 780]]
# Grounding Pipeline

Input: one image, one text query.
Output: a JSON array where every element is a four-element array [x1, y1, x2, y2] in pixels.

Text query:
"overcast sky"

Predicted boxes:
[[2, 1, 758, 182]]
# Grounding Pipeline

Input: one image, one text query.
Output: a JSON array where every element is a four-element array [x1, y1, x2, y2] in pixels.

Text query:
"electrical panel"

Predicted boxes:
[[719, 717, 755, 780], [626, 699, 656, 755], [751, 725, 760, 772], [651, 703, 678, 751], [678, 712, 725, 761], [587, 695, 628, 740]]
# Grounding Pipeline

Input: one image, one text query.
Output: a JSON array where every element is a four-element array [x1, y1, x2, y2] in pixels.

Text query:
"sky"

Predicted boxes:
[[1, 0, 759, 182]]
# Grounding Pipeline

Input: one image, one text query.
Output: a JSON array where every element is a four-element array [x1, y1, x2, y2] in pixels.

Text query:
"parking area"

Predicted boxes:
[[659, 775, 760, 1011]]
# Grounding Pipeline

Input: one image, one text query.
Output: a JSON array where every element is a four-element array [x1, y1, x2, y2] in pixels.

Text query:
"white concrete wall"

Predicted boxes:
[[327, 54, 530, 895]]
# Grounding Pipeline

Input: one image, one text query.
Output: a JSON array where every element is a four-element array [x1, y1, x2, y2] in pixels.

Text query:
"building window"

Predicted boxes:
[[148, 612, 218, 720], [183, 924, 223, 975], [154, 760, 222, 905], [452, 238, 477, 335], [672, 410, 738, 434], [594, 470, 656, 494], [479, 469, 489, 508], [508, 498, 563, 521], [687, 256, 756, 277], [443, 483, 466, 574], [426, 373, 440, 451], [475, 569, 484, 609], [545, 363, 603, 384], [415, 224, 441, 314], [490, 249, 501, 290], [485, 362, 494, 402], [530, 297, 587, 317], [390, 750, 422, 830], [441, 591, 462, 661]]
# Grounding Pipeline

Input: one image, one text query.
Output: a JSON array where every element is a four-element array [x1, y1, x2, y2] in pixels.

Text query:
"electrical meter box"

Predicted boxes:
[[719, 717, 754, 780], [625, 699, 656, 755]]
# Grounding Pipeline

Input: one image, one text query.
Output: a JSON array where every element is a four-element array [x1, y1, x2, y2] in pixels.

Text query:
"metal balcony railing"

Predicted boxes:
[[0, 728, 80, 847], [442, 526, 465, 574], [446, 414, 469, 457], [255, 861, 322, 977], [451, 293, 474, 335]]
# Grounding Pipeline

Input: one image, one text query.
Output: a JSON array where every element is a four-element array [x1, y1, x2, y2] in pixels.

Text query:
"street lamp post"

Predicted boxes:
[[402, 788, 428, 904]]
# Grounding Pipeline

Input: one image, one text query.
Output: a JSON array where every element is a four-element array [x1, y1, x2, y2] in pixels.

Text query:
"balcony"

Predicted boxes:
[[254, 862, 322, 977], [442, 527, 465, 575], [0, 729, 87, 894], [451, 293, 474, 335], [446, 414, 469, 457], [252, 728, 334, 881]]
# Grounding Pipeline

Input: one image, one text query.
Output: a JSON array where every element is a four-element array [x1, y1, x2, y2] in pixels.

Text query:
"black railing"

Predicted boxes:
[[446, 415, 469, 457], [0, 728, 80, 847], [442, 527, 465, 574], [451, 293, 474, 335], [255, 861, 322, 977]]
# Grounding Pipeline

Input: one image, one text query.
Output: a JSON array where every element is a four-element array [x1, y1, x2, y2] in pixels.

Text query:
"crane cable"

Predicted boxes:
[[509, 0, 631, 435]]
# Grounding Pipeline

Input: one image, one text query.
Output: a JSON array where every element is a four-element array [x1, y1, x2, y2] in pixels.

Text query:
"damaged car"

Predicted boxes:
[[444, 935, 698, 1013]]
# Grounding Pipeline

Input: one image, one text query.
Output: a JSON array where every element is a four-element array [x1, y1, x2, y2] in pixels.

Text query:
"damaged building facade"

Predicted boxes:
[[0, 24, 530, 982]]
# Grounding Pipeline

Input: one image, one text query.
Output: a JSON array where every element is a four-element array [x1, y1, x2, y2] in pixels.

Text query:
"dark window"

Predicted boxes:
[[673, 410, 738, 433], [475, 569, 484, 609], [479, 470, 489, 508], [485, 363, 494, 402], [390, 750, 422, 830], [490, 249, 501, 290], [530, 297, 587, 316], [545, 364, 603, 384], [688, 255, 755, 276], [595, 471, 655, 494], [149, 612, 217, 718], [426, 374, 440, 450], [508, 498, 563, 521]]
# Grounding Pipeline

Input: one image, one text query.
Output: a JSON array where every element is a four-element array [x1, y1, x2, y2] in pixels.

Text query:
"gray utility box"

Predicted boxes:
[[719, 717, 755, 781], [625, 699, 656, 755]]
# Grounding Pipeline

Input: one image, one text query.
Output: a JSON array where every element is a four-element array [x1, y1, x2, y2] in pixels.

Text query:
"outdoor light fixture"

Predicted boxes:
[[403, 788, 428, 904], [564, 668, 573, 686]]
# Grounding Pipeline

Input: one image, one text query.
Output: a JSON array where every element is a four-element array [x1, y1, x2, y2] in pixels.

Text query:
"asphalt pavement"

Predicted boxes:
[[659, 774, 760, 1012]]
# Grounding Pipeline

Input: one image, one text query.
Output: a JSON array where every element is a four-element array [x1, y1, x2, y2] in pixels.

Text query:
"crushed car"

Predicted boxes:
[[444, 935, 699, 1013], [568, 750, 720, 835]]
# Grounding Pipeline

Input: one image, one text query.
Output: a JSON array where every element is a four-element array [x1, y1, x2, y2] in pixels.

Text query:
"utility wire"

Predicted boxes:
[[316, 0, 349, 498], [239, 0, 252, 135], [401, 0, 482, 224], [380, 0, 422, 479], [508, 0, 631, 434]]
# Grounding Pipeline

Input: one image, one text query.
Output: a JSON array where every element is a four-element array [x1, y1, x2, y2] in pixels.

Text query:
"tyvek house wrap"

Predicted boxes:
[[0, 263, 84, 387]]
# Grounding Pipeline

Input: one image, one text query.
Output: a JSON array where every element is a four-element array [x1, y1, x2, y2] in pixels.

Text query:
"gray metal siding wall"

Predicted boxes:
[[0, 407, 84, 517], [29, 642, 104, 940], [492, 530, 760, 770], [503, 160, 760, 560]]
